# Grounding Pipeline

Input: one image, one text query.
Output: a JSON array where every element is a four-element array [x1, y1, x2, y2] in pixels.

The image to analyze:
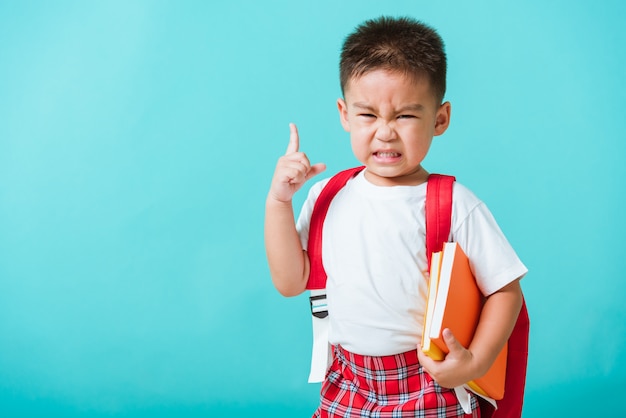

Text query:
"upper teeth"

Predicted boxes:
[[378, 152, 398, 157]]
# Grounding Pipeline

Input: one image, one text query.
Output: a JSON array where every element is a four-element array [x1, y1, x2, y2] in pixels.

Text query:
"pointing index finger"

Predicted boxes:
[[285, 123, 299, 154]]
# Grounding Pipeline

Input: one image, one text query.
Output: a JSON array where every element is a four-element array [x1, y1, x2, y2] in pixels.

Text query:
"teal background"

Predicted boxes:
[[1, 0, 624, 416]]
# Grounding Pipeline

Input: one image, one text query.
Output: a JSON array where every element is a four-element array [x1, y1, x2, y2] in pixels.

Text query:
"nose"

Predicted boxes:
[[375, 122, 395, 142]]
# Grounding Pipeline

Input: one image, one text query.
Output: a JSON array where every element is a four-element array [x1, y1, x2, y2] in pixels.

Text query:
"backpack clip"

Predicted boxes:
[[310, 293, 328, 319]]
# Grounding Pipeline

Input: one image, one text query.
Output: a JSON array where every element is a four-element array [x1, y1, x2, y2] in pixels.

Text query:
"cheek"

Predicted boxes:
[[410, 139, 434, 159], [349, 133, 371, 159], [350, 122, 376, 138]]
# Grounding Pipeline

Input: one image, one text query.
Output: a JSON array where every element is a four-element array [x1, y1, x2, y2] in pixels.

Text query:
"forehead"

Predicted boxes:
[[344, 69, 438, 107]]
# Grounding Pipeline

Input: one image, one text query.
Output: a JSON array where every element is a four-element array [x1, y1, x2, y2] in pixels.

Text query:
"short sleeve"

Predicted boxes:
[[451, 184, 528, 296], [295, 178, 331, 251]]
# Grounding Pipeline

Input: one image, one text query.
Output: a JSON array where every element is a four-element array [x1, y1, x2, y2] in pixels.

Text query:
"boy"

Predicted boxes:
[[265, 16, 527, 417]]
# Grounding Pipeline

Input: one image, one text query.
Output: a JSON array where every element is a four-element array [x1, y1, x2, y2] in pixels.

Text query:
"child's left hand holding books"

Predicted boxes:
[[417, 328, 480, 389]]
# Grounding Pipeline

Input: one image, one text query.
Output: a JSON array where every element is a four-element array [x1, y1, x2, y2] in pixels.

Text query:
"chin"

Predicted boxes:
[[365, 166, 427, 186]]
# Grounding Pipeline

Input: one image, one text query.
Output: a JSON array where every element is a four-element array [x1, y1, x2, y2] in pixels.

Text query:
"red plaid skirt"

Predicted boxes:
[[313, 345, 480, 418]]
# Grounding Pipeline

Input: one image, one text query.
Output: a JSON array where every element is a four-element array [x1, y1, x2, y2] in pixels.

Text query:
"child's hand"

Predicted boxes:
[[268, 123, 326, 203], [418, 328, 479, 389]]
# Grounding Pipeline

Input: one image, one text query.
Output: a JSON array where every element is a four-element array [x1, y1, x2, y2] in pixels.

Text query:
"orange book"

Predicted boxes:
[[421, 242, 507, 400]]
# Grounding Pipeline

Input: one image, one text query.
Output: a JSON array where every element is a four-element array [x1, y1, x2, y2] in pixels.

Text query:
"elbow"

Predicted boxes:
[[276, 287, 303, 298], [272, 277, 307, 298], [269, 257, 309, 297]]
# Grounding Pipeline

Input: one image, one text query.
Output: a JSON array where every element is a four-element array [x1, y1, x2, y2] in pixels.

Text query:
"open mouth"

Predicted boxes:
[[375, 151, 400, 158]]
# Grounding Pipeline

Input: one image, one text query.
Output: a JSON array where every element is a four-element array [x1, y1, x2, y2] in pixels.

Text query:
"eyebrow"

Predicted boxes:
[[352, 102, 425, 113]]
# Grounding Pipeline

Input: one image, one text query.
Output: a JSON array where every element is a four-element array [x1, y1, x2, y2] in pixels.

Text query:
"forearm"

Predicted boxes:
[[264, 197, 309, 297], [468, 279, 523, 378]]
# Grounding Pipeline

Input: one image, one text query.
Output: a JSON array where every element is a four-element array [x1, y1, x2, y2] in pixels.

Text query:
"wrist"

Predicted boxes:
[[266, 194, 294, 210]]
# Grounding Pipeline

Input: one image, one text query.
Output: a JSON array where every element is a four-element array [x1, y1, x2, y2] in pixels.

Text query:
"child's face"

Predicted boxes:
[[338, 69, 450, 186]]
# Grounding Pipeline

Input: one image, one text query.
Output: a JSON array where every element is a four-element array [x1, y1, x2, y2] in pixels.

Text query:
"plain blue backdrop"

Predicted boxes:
[[1, 1, 624, 416]]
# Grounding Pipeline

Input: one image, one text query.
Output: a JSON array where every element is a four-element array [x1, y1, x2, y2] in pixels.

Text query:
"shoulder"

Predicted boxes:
[[450, 181, 501, 237], [304, 166, 364, 203], [452, 181, 484, 214], [304, 176, 332, 203]]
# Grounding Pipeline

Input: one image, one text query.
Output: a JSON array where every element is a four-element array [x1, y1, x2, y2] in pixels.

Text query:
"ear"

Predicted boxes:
[[337, 98, 351, 132], [434, 101, 451, 136]]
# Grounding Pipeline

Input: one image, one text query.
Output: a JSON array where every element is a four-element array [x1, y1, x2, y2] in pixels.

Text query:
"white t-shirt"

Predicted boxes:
[[296, 170, 527, 356]]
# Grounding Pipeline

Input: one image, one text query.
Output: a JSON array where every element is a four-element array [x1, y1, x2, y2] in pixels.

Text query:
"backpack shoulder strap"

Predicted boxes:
[[425, 174, 456, 270], [305, 166, 364, 383], [424, 174, 529, 417], [306, 166, 365, 290]]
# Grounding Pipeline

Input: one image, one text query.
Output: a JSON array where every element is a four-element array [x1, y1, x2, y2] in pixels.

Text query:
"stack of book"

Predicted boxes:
[[421, 242, 507, 400]]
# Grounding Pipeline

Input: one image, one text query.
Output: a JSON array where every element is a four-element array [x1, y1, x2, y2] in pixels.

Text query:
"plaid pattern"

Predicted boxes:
[[313, 345, 479, 418]]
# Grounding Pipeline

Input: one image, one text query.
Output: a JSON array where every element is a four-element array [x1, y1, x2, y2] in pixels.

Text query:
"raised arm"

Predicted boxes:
[[265, 123, 326, 297]]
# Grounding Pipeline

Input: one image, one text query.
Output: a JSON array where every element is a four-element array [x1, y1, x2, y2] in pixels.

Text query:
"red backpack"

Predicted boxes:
[[305, 166, 529, 417]]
